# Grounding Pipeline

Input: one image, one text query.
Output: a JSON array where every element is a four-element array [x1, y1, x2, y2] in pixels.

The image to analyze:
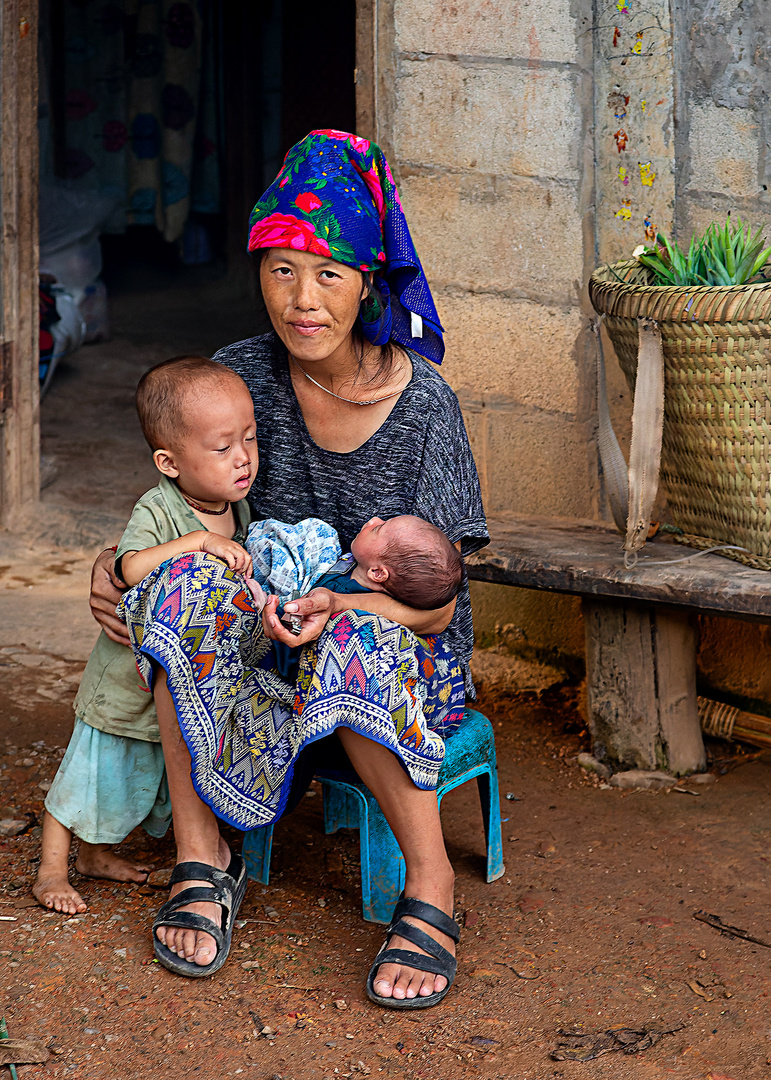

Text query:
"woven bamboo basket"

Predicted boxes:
[[589, 260, 771, 570]]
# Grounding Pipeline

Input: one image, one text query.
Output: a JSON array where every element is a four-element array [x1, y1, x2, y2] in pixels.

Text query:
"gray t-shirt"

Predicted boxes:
[[215, 332, 489, 695]]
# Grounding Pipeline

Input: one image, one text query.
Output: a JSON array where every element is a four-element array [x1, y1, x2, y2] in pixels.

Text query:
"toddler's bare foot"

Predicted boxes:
[[33, 870, 87, 914], [75, 842, 151, 884]]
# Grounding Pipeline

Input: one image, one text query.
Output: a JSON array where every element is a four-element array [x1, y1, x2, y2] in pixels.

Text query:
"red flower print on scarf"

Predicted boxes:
[[248, 213, 331, 256], [314, 129, 371, 155], [352, 162, 385, 220], [294, 191, 323, 213]]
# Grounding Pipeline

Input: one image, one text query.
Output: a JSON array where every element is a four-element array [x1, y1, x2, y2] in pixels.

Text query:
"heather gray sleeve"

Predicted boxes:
[[414, 390, 488, 556]]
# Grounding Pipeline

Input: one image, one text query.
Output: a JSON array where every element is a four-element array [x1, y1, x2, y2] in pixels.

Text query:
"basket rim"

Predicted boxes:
[[590, 258, 771, 297], [589, 259, 771, 322]]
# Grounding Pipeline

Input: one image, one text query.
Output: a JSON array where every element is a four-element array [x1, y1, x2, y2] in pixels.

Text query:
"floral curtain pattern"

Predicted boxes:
[[61, 0, 221, 242]]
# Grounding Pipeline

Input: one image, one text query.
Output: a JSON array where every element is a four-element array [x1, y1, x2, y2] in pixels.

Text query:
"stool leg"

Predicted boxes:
[[476, 767, 505, 882], [242, 825, 274, 885], [360, 795, 405, 924], [322, 783, 361, 833]]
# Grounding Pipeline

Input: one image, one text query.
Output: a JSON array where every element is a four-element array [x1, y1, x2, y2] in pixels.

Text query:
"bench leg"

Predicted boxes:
[[582, 599, 705, 775]]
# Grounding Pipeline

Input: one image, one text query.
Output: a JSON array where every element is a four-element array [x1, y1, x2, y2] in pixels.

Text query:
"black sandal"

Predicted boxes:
[[152, 854, 247, 978], [366, 894, 460, 1009]]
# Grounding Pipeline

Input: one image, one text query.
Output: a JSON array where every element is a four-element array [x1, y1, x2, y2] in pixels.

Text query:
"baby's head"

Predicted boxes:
[[351, 515, 464, 610], [136, 356, 257, 505]]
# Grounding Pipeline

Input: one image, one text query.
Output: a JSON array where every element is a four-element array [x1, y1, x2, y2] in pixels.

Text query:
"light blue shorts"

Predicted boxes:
[[45, 718, 171, 845]]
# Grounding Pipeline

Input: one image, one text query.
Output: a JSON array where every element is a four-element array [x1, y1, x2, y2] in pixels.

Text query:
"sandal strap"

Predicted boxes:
[[157, 885, 231, 910], [373, 947, 456, 981], [153, 892, 226, 929], [153, 907, 226, 945], [390, 895, 460, 943], [389, 918, 456, 967], [169, 861, 237, 889]]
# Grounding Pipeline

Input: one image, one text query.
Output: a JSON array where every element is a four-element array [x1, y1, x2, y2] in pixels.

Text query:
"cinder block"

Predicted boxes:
[[687, 103, 760, 197], [483, 408, 596, 517], [679, 196, 771, 249], [400, 171, 583, 304], [395, 59, 581, 181], [436, 293, 582, 414], [470, 581, 585, 660], [395, 0, 579, 65]]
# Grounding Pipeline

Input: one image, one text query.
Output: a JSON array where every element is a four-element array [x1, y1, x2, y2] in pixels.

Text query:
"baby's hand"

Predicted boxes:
[[200, 534, 253, 576]]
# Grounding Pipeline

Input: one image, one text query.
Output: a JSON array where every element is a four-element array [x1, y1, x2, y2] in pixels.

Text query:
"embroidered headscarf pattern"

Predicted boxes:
[[248, 129, 445, 365]]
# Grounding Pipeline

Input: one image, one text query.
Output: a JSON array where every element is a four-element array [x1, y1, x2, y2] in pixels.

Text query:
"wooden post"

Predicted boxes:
[[583, 598, 706, 775], [0, 0, 39, 528], [355, 0, 396, 164]]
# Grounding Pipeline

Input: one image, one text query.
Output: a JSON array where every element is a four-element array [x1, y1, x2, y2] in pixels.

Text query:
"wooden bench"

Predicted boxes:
[[466, 514, 771, 775]]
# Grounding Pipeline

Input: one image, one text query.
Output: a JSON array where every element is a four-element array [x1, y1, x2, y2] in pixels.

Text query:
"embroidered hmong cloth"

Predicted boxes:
[[246, 517, 341, 603], [247, 129, 445, 365], [119, 552, 466, 831]]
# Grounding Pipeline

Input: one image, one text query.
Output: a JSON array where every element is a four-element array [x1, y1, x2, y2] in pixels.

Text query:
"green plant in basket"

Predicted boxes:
[[634, 216, 771, 287]]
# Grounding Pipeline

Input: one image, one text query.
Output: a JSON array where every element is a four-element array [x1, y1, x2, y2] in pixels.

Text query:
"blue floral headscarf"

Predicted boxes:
[[247, 129, 444, 365]]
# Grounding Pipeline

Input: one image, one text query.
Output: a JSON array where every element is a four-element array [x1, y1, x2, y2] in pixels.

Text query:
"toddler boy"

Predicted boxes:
[[33, 356, 255, 913]]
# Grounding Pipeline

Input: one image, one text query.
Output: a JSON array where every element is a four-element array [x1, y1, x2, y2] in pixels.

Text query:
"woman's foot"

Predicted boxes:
[[154, 836, 232, 967], [75, 842, 152, 884], [32, 868, 87, 914], [371, 869, 456, 1001]]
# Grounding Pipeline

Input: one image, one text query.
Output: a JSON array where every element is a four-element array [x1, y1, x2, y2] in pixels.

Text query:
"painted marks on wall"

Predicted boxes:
[[639, 160, 656, 185], [594, 0, 675, 260], [608, 88, 629, 120]]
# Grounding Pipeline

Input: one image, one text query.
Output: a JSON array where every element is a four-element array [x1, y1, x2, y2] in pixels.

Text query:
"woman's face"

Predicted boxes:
[[260, 248, 367, 366]]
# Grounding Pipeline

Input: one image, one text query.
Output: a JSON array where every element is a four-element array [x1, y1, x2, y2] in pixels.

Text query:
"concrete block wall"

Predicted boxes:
[[674, 0, 771, 243], [389, 0, 597, 660], [375, 0, 771, 694]]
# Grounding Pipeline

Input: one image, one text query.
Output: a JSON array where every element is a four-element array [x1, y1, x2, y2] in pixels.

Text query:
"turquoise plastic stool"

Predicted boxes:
[[242, 708, 505, 923]]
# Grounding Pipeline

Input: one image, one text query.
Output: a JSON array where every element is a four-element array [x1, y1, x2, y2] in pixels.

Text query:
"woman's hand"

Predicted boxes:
[[200, 534, 253, 576], [261, 589, 336, 646], [89, 548, 130, 646]]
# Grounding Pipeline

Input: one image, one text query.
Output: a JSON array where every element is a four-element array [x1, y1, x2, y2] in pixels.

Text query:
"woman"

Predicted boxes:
[[91, 130, 488, 1007]]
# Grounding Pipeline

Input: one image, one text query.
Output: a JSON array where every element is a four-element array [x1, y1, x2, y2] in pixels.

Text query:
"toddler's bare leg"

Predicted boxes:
[[33, 811, 86, 914], [75, 843, 151, 883]]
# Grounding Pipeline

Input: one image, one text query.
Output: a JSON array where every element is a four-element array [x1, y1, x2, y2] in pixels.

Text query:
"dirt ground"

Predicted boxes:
[[2, 300, 771, 1079]]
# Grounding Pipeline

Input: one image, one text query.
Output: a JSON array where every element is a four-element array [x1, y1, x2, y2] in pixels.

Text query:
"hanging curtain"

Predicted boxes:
[[61, 0, 221, 243]]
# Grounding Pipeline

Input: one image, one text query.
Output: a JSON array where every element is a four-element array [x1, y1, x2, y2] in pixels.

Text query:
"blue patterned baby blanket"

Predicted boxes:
[[245, 517, 342, 602]]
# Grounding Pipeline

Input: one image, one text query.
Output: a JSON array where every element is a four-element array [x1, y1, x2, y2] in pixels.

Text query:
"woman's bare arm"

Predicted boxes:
[[325, 590, 456, 635], [261, 589, 456, 648], [262, 541, 463, 645]]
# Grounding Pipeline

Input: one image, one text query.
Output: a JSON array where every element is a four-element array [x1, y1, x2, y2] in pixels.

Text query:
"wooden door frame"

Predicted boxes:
[[355, 0, 396, 165], [0, 0, 39, 528]]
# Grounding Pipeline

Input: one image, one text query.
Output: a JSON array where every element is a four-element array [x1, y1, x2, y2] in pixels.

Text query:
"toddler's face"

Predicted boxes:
[[164, 384, 257, 504], [351, 515, 413, 569]]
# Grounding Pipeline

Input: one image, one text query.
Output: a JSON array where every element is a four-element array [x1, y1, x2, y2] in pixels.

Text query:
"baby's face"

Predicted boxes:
[[168, 384, 257, 504], [351, 515, 415, 569]]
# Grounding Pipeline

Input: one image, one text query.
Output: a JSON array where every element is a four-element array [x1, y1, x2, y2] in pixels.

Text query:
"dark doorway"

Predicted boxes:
[[39, 0, 357, 313]]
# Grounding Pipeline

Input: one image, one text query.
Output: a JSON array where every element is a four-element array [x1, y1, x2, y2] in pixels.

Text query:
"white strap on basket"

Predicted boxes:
[[594, 315, 665, 567]]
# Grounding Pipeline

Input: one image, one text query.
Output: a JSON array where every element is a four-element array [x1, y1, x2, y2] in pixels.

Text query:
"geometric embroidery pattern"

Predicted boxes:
[[119, 552, 465, 831]]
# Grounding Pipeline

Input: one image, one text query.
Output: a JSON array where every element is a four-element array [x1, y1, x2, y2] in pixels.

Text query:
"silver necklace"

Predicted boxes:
[[291, 357, 405, 406]]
